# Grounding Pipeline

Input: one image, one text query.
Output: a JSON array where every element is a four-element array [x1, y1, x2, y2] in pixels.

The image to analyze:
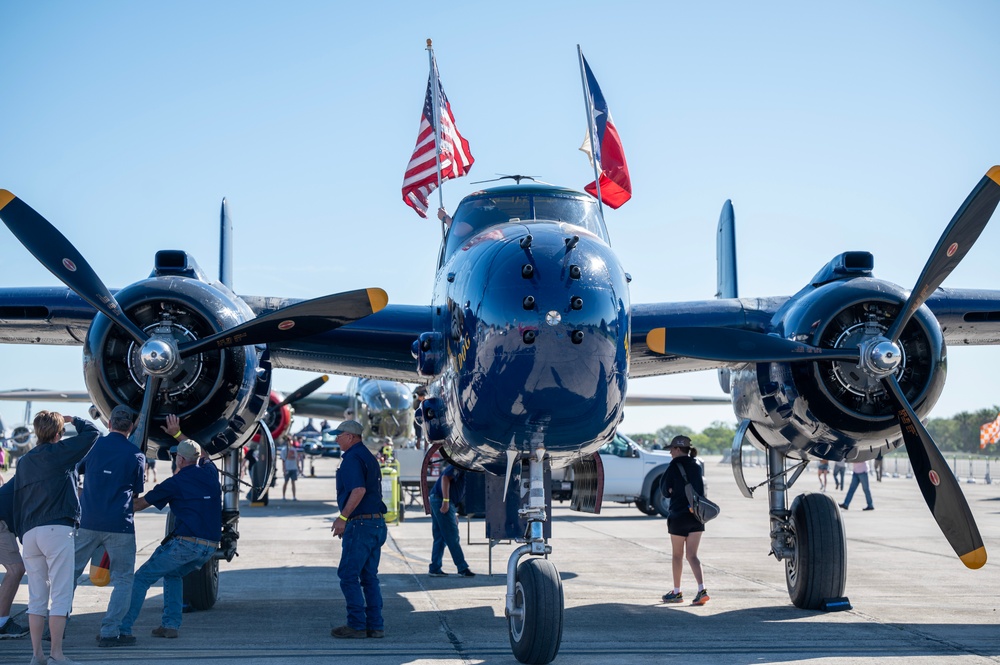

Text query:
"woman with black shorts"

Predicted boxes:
[[659, 435, 709, 606]]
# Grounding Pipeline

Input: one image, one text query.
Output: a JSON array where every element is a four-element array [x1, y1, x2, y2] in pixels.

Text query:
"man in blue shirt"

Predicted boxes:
[[329, 420, 387, 639], [428, 464, 475, 577], [120, 415, 221, 641], [71, 405, 145, 647], [0, 481, 27, 639]]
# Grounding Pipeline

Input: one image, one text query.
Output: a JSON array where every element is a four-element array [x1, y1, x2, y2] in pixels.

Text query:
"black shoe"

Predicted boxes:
[[98, 634, 136, 647], [331, 625, 367, 639], [367, 629, 385, 638], [428, 570, 448, 577], [456, 569, 476, 577], [862, 506, 875, 511], [838, 503, 848, 510], [0, 618, 28, 638]]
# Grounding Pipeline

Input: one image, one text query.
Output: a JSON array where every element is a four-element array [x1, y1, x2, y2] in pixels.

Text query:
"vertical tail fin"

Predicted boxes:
[[716, 200, 737, 394], [220, 198, 233, 289], [716, 199, 738, 299]]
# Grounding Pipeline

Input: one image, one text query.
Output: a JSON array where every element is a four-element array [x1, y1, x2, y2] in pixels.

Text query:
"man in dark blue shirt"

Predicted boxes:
[[72, 405, 145, 647], [120, 415, 221, 641], [428, 464, 475, 577], [329, 420, 387, 639]]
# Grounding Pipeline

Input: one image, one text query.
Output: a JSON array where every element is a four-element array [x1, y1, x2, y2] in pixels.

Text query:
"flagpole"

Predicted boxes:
[[427, 39, 446, 228], [577, 45, 605, 221]]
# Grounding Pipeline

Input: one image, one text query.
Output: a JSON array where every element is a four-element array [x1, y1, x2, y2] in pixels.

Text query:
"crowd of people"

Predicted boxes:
[[0, 408, 221, 665]]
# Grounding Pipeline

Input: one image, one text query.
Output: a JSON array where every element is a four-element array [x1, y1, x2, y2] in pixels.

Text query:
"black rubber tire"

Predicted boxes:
[[183, 557, 219, 611], [786, 492, 847, 609], [650, 477, 670, 518], [508, 558, 563, 664], [635, 497, 658, 516]]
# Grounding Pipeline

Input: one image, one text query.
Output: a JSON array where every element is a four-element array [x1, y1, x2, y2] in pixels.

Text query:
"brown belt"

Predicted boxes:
[[348, 514, 384, 521], [175, 536, 220, 548]]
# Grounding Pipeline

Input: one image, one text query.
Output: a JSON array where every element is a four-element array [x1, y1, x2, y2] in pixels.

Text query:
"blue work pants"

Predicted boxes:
[[429, 495, 469, 574], [337, 517, 387, 631], [844, 471, 874, 509], [72, 529, 136, 638], [120, 538, 215, 633]]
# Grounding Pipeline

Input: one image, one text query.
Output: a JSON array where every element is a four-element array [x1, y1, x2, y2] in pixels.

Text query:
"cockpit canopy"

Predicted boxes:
[[443, 184, 608, 260]]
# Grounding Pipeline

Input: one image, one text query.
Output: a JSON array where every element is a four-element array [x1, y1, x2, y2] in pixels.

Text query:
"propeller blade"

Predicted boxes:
[[275, 375, 330, 409], [128, 375, 163, 457], [885, 166, 1000, 343], [882, 375, 987, 569], [646, 327, 862, 363], [0, 190, 148, 345], [178, 288, 388, 359]]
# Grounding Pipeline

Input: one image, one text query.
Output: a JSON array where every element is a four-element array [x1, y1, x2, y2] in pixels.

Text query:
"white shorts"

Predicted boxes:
[[22, 524, 75, 617], [0, 522, 22, 567]]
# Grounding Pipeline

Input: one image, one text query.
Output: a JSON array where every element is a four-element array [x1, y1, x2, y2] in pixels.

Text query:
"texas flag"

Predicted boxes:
[[579, 54, 632, 209]]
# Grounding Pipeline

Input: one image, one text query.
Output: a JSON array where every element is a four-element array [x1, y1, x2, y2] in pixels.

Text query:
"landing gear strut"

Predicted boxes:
[[505, 446, 563, 665], [764, 448, 847, 609]]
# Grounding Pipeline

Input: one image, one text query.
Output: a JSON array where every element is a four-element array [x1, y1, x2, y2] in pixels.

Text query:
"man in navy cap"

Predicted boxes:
[[329, 420, 387, 639], [72, 404, 145, 647]]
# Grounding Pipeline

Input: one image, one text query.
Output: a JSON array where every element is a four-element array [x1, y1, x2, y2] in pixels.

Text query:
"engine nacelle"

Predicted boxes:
[[731, 276, 946, 460], [83, 274, 271, 455]]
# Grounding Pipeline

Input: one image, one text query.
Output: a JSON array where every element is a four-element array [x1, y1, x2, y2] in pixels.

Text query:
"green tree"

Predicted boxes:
[[654, 424, 695, 448]]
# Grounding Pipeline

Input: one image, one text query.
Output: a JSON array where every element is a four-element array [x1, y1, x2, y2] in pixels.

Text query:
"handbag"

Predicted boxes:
[[677, 463, 720, 523]]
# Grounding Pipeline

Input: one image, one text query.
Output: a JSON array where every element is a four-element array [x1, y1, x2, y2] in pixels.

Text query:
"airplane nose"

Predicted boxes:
[[460, 227, 629, 451]]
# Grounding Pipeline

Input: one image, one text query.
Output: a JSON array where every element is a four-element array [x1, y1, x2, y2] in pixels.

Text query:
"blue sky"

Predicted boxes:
[[2, 2, 1000, 437]]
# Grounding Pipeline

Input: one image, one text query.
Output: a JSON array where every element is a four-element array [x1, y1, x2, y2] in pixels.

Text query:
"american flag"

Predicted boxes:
[[979, 413, 1000, 449], [401, 71, 474, 218]]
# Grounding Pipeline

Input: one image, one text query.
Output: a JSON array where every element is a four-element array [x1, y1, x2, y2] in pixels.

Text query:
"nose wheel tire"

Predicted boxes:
[[785, 492, 847, 609], [508, 557, 564, 665], [183, 557, 220, 611]]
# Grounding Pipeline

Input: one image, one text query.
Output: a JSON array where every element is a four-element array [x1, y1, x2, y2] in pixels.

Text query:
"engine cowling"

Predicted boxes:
[[82, 275, 271, 455], [732, 276, 946, 460]]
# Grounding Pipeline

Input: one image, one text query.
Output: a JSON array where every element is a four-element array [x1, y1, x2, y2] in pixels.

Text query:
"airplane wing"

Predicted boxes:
[[0, 389, 91, 402], [283, 392, 353, 419]]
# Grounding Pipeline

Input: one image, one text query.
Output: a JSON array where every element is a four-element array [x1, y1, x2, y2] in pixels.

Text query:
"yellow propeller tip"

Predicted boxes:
[[367, 288, 389, 313], [646, 328, 666, 355], [959, 546, 987, 569], [988, 166, 1000, 186], [0, 190, 14, 209], [320, 375, 329, 383]]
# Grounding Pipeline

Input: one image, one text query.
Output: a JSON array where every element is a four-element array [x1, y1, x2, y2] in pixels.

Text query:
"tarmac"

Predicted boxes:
[[1, 455, 997, 665]]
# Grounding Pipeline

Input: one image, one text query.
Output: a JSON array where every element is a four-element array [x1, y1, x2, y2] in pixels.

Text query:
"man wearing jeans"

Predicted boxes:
[[72, 405, 145, 647], [839, 460, 875, 511], [329, 420, 387, 639], [120, 416, 221, 640], [428, 464, 475, 578]]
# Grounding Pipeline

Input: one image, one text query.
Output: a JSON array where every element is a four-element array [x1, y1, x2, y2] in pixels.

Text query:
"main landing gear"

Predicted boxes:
[[505, 446, 564, 665], [733, 432, 848, 609], [759, 447, 847, 608]]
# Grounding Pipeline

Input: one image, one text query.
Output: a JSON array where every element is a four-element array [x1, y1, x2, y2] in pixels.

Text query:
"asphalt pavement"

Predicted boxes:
[[1, 455, 997, 664]]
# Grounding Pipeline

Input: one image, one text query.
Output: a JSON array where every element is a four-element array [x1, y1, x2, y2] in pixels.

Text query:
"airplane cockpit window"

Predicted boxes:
[[444, 191, 607, 259]]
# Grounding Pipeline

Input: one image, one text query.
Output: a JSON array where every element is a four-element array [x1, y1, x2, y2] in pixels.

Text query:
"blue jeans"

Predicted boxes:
[[338, 517, 387, 631], [72, 529, 136, 637], [429, 495, 469, 574], [120, 538, 215, 633], [844, 472, 873, 509]]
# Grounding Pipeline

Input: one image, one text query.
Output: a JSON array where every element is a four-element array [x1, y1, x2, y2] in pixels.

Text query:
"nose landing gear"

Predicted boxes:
[[505, 446, 564, 665]]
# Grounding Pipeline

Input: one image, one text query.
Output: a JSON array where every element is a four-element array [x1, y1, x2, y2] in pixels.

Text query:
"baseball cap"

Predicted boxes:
[[330, 420, 364, 436], [110, 405, 135, 422], [176, 439, 202, 461], [667, 435, 692, 449]]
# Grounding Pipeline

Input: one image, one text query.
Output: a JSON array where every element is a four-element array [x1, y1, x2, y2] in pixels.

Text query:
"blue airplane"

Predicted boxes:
[[1, 168, 998, 663]]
